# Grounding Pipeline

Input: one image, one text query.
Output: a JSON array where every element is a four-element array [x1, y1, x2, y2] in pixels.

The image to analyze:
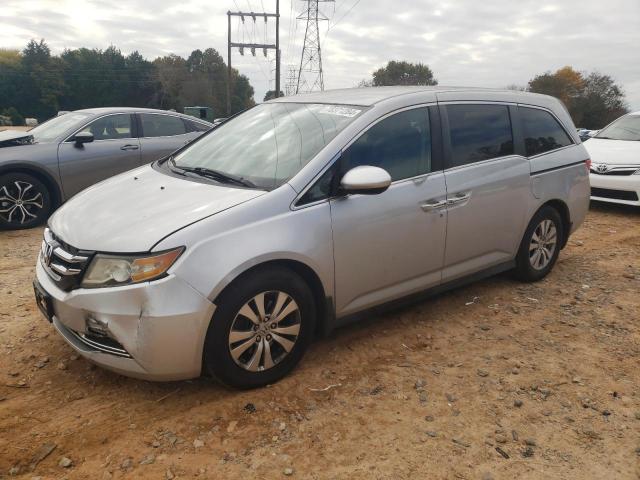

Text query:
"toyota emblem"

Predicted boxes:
[[595, 164, 610, 174]]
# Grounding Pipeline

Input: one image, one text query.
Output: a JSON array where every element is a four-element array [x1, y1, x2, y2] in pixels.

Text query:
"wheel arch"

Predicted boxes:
[[211, 258, 332, 338], [0, 162, 63, 208], [537, 199, 571, 249]]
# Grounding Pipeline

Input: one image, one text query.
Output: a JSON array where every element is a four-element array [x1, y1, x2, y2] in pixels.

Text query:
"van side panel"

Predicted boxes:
[[529, 147, 590, 236]]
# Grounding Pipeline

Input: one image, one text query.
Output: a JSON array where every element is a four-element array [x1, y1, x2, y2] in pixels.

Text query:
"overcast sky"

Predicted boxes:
[[2, 0, 639, 111]]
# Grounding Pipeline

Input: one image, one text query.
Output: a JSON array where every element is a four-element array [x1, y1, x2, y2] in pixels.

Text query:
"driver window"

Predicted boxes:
[[341, 108, 431, 181], [77, 114, 132, 141]]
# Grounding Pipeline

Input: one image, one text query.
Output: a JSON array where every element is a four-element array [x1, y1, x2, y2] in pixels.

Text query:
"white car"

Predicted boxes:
[[585, 111, 640, 206]]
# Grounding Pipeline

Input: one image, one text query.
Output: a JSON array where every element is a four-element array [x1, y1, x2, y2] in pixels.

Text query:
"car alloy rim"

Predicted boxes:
[[228, 291, 301, 372], [529, 219, 557, 270], [0, 180, 44, 225]]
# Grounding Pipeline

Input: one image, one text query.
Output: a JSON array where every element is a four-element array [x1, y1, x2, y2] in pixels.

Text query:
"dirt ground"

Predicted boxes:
[[1, 203, 639, 479], [0, 127, 31, 132]]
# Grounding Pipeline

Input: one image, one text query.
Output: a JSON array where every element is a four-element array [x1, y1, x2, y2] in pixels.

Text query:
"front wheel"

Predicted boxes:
[[203, 266, 316, 389], [514, 206, 564, 282], [0, 173, 52, 230]]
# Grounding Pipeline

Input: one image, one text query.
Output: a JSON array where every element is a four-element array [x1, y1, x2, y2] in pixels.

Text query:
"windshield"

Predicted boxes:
[[29, 112, 92, 142], [173, 103, 363, 190], [595, 114, 640, 141]]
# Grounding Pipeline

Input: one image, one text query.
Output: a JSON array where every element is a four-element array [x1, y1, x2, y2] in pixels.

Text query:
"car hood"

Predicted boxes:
[[0, 130, 34, 148], [584, 138, 640, 165], [49, 165, 266, 252]]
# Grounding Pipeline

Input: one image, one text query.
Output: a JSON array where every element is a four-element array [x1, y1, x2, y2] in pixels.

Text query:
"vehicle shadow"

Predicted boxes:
[[590, 200, 640, 216]]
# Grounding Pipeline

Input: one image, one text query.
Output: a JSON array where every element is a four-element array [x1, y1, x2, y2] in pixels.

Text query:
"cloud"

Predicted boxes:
[[1, 0, 639, 109]]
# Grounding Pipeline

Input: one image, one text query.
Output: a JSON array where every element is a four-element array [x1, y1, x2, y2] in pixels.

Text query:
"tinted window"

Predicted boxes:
[[185, 119, 211, 133], [141, 114, 187, 137], [342, 108, 431, 182], [521, 107, 573, 156], [447, 104, 513, 167], [77, 114, 132, 141]]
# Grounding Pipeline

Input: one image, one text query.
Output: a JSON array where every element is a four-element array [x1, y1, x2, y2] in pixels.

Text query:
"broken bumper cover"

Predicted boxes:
[[35, 260, 215, 381]]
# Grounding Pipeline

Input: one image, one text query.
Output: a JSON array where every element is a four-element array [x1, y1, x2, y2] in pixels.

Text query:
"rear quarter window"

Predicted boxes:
[[520, 107, 573, 156]]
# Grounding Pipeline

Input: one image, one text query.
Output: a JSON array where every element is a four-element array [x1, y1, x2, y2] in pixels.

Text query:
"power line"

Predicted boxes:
[[327, 0, 361, 32]]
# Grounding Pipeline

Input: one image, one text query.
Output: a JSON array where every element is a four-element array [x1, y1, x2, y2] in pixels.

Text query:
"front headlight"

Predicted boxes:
[[81, 247, 184, 288]]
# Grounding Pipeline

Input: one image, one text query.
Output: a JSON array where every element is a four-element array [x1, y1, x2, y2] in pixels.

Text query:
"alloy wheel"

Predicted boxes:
[[228, 291, 301, 372], [0, 180, 44, 225], [529, 219, 557, 270]]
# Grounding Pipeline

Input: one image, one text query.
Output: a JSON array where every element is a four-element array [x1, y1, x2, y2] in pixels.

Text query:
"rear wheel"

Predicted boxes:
[[514, 206, 563, 282], [0, 172, 52, 230], [203, 266, 316, 389]]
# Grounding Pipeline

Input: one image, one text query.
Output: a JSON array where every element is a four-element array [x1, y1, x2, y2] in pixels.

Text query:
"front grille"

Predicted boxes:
[[591, 166, 640, 176], [41, 228, 94, 291], [591, 188, 639, 202]]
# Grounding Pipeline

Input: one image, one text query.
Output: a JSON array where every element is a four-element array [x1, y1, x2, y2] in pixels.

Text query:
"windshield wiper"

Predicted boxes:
[[175, 164, 256, 188]]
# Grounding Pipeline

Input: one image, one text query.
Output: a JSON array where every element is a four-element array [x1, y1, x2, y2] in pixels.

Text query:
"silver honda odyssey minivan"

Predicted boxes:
[[34, 87, 590, 388]]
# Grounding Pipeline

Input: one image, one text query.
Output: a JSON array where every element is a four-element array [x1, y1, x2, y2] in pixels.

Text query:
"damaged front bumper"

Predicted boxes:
[[35, 260, 215, 381]]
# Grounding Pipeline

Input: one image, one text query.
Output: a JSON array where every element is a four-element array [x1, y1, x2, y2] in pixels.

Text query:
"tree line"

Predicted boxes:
[[361, 61, 628, 129], [0, 42, 630, 130], [0, 39, 256, 123]]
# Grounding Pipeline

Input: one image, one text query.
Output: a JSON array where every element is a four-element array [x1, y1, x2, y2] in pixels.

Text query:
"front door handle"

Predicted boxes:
[[421, 199, 447, 212], [120, 144, 139, 151]]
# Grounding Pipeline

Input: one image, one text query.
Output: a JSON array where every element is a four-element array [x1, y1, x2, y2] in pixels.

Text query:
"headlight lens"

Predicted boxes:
[[81, 247, 184, 288]]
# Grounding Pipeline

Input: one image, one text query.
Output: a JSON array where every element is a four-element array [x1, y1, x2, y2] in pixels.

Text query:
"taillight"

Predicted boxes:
[[585, 158, 592, 172]]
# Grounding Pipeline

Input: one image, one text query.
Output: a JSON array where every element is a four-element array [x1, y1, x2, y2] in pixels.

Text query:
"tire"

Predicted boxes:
[[0, 172, 52, 230], [203, 266, 316, 389], [514, 206, 564, 282]]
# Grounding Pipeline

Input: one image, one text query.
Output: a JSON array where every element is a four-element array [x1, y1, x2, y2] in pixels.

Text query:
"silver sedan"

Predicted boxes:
[[0, 107, 212, 229]]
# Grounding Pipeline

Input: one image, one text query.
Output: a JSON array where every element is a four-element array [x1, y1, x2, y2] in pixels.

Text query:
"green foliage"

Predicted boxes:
[[371, 61, 438, 87], [0, 39, 256, 121], [263, 90, 284, 101], [528, 67, 628, 128], [1, 107, 24, 126]]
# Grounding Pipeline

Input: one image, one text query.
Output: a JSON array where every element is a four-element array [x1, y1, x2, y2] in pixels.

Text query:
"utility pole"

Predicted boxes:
[[296, 0, 333, 94], [227, 11, 232, 116], [227, 2, 281, 116], [275, 0, 280, 99]]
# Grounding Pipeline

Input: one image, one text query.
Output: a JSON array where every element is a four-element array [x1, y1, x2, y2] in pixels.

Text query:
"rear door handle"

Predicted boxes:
[[421, 199, 447, 212], [447, 192, 471, 206], [120, 144, 139, 151]]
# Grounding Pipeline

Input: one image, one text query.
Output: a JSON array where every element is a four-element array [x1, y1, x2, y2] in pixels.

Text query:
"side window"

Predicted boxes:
[[520, 107, 573, 156], [298, 164, 338, 205], [446, 104, 514, 167], [184, 119, 212, 133], [341, 108, 431, 182], [141, 114, 187, 138], [77, 114, 132, 141]]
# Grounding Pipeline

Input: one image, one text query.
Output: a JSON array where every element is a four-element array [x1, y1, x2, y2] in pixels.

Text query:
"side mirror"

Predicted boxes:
[[340, 165, 392, 195], [73, 132, 94, 147]]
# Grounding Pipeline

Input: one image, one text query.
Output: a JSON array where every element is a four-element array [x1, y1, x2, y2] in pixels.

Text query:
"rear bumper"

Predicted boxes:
[[35, 259, 215, 381], [589, 173, 640, 206]]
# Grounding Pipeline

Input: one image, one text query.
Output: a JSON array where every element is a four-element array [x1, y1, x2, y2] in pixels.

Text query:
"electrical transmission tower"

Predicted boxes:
[[296, 0, 334, 94], [285, 65, 298, 96]]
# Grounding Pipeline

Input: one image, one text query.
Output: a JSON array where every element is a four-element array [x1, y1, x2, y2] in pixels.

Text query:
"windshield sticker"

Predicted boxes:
[[318, 106, 361, 118]]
